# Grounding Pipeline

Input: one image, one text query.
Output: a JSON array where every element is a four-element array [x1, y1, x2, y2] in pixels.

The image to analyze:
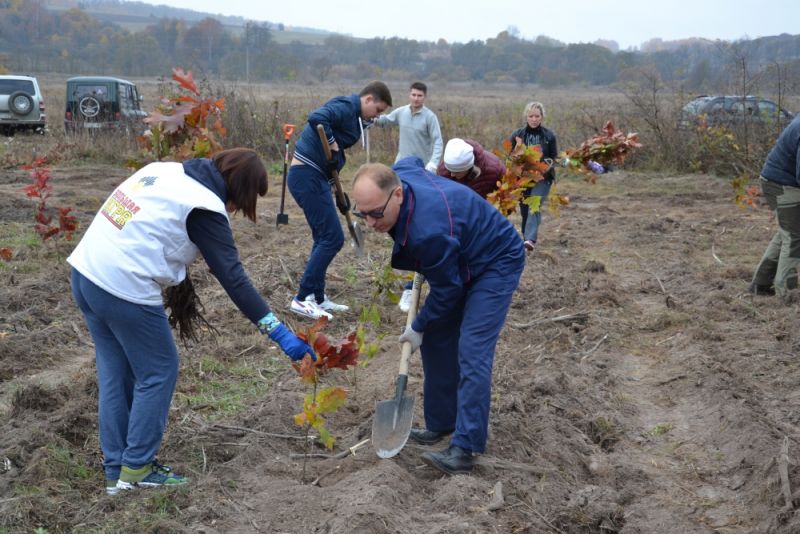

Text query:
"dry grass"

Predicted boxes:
[[5, 77, 799, 177]]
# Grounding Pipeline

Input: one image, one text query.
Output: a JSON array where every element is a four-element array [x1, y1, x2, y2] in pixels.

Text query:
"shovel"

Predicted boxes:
[[315, 124, 365, 256], [372, 272, 424, 458], [276, 123, 295, 227]]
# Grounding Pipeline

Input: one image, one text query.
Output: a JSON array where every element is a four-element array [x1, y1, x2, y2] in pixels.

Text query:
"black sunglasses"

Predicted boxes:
[[352, 187, 397, 219]]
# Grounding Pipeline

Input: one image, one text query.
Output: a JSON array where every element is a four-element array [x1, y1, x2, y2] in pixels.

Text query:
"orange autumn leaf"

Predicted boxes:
[[172, 67, 199, 95], [138, 67, 226, 162], [292, 318, 361, 378], [489, 138, 548, 216], [562, 120, 641, 180]]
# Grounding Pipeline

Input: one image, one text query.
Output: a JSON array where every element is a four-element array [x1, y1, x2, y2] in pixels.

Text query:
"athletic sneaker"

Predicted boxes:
[[306, 294, 349, 313], [105, 478, 120, 496], [290, 297, 333, 320], [398, 289, 413, 313], [116, 462, 188, 491], [524, 240, 536, 252]]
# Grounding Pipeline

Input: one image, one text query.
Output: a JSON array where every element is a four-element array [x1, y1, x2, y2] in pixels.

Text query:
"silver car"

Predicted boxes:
[[0, 75, 46, 135]]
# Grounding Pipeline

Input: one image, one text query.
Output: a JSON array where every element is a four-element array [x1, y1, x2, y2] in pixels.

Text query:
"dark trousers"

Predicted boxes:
[[752, 177, 800, 296], [419, 262, 523, 453], [287, 164, 344, 302]]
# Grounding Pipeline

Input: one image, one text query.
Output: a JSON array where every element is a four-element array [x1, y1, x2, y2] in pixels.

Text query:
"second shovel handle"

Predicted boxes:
[[398, 273, 424, 376]]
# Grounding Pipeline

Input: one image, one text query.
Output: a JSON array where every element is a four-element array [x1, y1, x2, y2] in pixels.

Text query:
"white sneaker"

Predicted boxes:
[[306, 294, 349, 313], [398, 289, 413, 312], [290, 297, 333, 320]]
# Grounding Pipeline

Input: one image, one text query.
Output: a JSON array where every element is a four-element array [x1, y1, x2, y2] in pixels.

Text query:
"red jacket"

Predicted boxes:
[[436, 139, 506, 199]]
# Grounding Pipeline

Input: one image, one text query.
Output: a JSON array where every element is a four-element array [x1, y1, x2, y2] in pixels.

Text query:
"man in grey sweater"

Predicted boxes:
[[374, 81, 443, 173], [374, 81, 444, 311]]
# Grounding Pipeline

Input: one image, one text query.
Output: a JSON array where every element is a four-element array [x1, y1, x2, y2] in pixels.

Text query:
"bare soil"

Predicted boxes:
[[2, 163, 800, 533]]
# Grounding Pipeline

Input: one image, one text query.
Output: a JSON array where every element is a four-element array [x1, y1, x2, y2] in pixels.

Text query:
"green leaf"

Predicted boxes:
[[316, 386, 347, 414], [523, 195, 542, 213], [317, 426, 335, 449]]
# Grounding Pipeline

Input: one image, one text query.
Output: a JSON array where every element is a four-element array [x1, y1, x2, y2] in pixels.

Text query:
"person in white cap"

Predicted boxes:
[[394, 138, 506, 312], [437, 138, 506, 199]]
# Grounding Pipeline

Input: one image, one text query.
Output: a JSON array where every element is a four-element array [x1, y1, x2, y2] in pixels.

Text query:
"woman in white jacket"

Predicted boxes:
[[68, 148, 314, 494]]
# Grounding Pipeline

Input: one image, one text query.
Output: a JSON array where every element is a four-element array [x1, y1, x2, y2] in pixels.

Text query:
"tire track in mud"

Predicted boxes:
[[574, 173, 788, 532]]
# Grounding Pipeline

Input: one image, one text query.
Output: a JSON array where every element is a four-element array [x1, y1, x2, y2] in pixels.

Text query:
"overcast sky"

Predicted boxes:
[[143, 0, 799, 50]]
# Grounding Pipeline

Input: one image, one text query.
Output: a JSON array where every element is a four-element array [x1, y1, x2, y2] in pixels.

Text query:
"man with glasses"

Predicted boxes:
[[351, 157, 525, 475]]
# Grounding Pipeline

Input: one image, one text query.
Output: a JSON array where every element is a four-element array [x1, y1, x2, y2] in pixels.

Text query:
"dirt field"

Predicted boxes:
[[2, 159, 800, 533]]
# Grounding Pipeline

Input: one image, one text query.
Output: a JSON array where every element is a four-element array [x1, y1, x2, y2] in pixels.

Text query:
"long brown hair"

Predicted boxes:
[[213, 148, 268, 222]]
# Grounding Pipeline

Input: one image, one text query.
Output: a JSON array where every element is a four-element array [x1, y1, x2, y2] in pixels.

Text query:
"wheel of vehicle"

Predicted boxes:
[[8, 91, 33, 115], [78, 96, 101, 118]]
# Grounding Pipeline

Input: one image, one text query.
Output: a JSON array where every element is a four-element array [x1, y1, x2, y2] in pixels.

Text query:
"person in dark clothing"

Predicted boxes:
[[68, 148, 315, 495], [288, 81, 392, 319], [509, 101, 558, 252], [436, 137, 506, 199], [351, 158, 525, 475], [751, 114, 800, 298]]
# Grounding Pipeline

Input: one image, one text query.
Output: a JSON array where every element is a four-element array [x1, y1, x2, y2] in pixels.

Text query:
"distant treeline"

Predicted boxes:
[[2, 0, 800, 92]]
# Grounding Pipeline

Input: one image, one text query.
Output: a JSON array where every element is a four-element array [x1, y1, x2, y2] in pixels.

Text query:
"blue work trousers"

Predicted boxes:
[[520, 179, 552, 243], [70, 269, 179, 481], [419, 263, 523, 453], [287, 164, 345, 302]]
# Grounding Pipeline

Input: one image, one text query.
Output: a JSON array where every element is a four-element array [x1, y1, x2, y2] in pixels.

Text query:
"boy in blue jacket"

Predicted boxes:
[[351, 158, 525, 474], [288, 81, 392, 319]]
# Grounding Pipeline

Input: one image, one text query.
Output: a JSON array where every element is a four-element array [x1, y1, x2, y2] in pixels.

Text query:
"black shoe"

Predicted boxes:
[[422, 445, 474, 475], [749, 282, 775, 296], [409, 427, 452, 445]]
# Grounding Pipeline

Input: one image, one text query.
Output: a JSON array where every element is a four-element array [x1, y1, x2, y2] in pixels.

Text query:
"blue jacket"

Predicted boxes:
[[761, 114, 800, 187], [294, 94, 364, 174], [389, 157, 525, 332]]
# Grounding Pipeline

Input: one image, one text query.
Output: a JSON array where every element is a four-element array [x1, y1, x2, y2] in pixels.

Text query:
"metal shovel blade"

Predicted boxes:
[[372, 274, 424, 459], [372, 392, 415, 458], [350, 220, 365, 256]]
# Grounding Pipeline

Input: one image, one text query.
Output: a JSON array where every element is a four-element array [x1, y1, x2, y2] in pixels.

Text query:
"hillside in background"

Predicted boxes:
[[47, 0, 344, 43], [1, 0, 799, 94]]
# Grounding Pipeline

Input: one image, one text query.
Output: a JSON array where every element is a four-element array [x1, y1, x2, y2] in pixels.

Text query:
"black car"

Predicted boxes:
[[679, 95, 793, 129], [64, 76, 147, 134]]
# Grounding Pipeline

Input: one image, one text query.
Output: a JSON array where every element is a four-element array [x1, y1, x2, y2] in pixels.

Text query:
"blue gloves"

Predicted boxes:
[[259, 313, 316, 361], [399, 325, 423, 353]]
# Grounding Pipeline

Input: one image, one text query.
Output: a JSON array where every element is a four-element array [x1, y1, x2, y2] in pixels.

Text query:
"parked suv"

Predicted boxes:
[[679, 95, 793, 129], [0, 75, 46, 135], [64, 76, 147, 134]]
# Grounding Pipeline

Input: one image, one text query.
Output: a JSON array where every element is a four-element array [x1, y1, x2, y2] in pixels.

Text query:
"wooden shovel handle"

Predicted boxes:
[[398, 273, 424, 376], [315, 124, 363, 250]]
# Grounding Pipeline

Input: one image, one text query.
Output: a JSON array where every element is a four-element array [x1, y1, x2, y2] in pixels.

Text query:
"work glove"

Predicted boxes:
[[327, 150, 340, 178], [425, 162, 438, 173], [336, 192, 351, 216], [399, 325, 423, 353], [259, 313, 316, 361]]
